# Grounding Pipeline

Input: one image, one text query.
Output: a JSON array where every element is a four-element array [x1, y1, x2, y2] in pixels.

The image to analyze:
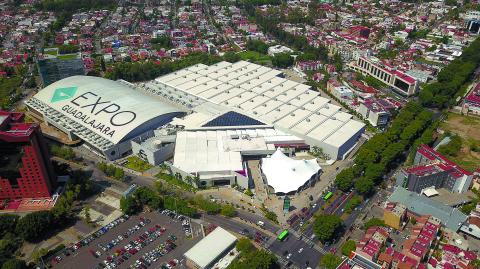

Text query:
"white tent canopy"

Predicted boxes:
[[261, 149, 321, 194]]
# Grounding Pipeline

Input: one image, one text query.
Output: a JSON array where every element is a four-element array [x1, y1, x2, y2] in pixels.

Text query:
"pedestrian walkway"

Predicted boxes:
[[291, 229, 327, 255]]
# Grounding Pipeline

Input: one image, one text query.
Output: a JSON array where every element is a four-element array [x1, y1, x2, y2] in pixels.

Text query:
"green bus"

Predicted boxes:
[[278, 229, 289, 241], [323, 191, 333, 201]]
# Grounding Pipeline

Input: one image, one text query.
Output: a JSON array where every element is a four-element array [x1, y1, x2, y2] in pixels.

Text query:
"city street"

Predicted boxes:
[[202, 214, 322, 269]]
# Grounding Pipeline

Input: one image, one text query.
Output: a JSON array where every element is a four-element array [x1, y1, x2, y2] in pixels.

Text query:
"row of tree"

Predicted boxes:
[[335, 102, 435, 195], [120, 185, 237, 218], [105, 52, 223, 82], [318, 33, 480, 254], [419, 37, 480, 108], [50, 144, 76, 160], [35, 0, 115, 12], [97, 162, 125, 180]]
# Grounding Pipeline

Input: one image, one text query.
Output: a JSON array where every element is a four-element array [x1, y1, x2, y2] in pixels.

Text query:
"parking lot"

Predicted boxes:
[[53, 211, 202, 269]]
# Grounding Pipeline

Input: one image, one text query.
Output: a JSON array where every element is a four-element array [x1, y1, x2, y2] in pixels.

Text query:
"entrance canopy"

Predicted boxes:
[[262, 149, 321, 194]]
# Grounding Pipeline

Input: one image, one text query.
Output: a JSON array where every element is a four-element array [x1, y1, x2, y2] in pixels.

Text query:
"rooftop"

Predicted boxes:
[[337, 252, 382, 269], [152, 61, 365, 158], [261, 149, 321, 194], [388, 187, 467, 231], [28, 76, 186, 145], [0, 111, 37, 141], [184, 227, 237, 268], [385, 202, 406, 216], [465, 83, 480, 105], [417, 144, 472, 177]]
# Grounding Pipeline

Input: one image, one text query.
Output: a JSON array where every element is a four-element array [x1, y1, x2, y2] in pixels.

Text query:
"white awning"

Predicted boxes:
[[422, 187, 439, 197], [261, 149, 321, 193]]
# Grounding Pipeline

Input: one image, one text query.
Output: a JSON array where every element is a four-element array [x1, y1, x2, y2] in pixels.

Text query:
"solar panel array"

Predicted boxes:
[[202, 111, 266, 127]]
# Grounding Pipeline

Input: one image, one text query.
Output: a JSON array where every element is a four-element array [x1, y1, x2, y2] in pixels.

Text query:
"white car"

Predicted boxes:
[[286, 253, 292, 259], [298, 248, 304, 253]]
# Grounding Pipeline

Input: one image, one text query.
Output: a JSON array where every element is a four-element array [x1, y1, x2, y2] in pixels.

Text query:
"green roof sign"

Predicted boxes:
[[51, 87, 77, 103]]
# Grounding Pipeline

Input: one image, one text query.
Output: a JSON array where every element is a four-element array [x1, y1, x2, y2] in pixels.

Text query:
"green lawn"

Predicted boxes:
[[440, 112, 480, 172], [238, 51, 271, 62], [43, 48, 58, 56], [124, 156, 153, 172], [155, 172, 196, 192], [57, 54, 78, 60]]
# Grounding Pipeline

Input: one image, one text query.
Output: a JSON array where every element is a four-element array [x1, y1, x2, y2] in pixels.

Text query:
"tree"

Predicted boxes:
[[0, 234, 23, 266], [262, 208, 278, 224], [320, 253, 342, 269], [364, 163, 385, 184], [150, 36, 173, 49], [437, 135, 462, 157], [193, 195, 221, 214], [221, 204, 237, 217], [15, 211, 52, 241], [363, 218, 385, 230], [271, 53, 293, 68], [335, 168, 355, 192], [236, 237, 255, 253], [229, 249, 278, 269], [341, 240, 356, 256], [313, 214, 344, 243], [114, 168, 125, 180], [224, 52, 241, 63], [246, 39, 269, 54], [84, 205, 91, 224], [343, 195, 361, 213], [120, 196, 140, 215], [0, 214, 19, 238], [354, 177, 374, 195], [1, 259, 26, 269], [355, 149, 378, 168]]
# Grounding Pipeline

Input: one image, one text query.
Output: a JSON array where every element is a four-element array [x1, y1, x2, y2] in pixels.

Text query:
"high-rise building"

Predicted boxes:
[[395, 145, 473, 194], [37, 54, 85, 86], [0, 111, 56, 199], [347, 56, 419, 96]]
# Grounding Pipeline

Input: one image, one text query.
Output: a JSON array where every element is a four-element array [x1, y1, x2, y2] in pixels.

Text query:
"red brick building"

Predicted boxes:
[[0, 111, 56, 199]]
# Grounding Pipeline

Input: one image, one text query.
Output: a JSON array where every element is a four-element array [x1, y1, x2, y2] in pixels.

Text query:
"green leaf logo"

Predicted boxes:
[[51, 87, 77, 103]]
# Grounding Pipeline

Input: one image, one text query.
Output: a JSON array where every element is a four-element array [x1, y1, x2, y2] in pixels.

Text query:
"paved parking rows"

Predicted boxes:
[[54, 212, 202, 269]]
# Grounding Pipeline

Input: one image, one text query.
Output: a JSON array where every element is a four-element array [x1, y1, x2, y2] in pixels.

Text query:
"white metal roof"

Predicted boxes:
[[32, 76, 183, 144], [173, 128, 300, 174], [262, 149, 321, 193], [152, 61, 365, 157], [184, 227, 237, 268]]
